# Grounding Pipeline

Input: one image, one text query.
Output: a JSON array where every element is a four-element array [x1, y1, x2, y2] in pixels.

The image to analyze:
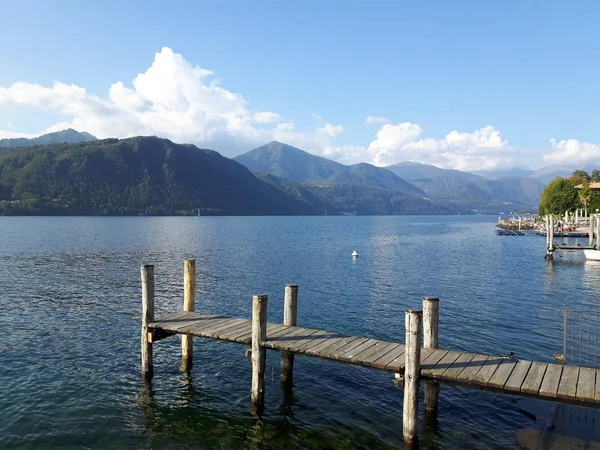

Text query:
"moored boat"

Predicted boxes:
[[583, 249, 600, 261]]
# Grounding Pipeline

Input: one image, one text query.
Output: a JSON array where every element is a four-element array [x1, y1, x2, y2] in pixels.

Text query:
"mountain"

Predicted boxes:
[[387, 161, 544, 208], [254, 172, 458, 215], [327, 163, 424, 195], [0, 129, 96, 149], [235, 142, 424, 196], [234, 141, 344, 184], [475, 164, 600, 184], [0, 137, 321, 216], [473, 167, 534, 180]]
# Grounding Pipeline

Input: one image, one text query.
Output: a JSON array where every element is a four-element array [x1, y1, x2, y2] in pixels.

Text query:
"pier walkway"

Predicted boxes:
[[149, 311, 600, 406], [140, 260, 600, 444]]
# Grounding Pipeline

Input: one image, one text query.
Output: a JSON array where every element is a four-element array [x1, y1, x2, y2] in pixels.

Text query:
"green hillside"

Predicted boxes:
[[0, 136, 320, 216]]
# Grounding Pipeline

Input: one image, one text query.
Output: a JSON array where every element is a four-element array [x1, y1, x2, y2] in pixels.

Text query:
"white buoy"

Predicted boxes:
[[351, 250, 359, 258]]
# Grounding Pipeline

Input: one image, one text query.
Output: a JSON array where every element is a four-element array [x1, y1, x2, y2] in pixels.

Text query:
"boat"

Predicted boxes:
[[496, 229, 525, 236], [351, 250, 358, 258], [197, 209, 201, 218], [584, 249, 600, 260]]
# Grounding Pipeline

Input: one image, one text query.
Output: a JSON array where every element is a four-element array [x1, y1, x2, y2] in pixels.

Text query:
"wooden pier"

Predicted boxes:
[[140, 261, 600, 445], [544, 214, 600, 259]]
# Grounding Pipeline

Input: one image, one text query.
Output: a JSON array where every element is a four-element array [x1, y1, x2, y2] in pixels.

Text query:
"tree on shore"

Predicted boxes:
[[571, 170, 591, 183], [538, 177, 580, 215]]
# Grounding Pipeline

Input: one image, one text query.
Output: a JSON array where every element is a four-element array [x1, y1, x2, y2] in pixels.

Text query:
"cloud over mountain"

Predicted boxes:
[[1, 47, 598, 171], [366, 124, 514, 171]]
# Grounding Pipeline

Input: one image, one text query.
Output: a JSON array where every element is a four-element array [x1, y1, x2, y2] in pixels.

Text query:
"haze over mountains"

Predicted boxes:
[[234, 141, 424, 196], [0, 129, 587, 216], [0, 129, 96, 148], [234, 141, 547, 212]]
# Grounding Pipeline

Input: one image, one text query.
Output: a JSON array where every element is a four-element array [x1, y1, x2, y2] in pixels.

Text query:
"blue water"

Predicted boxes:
[[0, 216, 598, 449]]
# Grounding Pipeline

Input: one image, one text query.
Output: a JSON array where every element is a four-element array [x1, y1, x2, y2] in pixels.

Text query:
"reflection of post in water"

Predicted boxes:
[[136, 380, 158, 439], [174, 370, 201, 409], [180, 357, 193, 373]]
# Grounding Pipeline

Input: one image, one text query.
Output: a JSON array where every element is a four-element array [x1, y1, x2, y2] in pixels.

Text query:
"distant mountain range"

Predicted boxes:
[[474, 164, 600, 184], [234, 142, 545, 212], [0, 130, 588, 216], [385, 161, 544, 208], [0, 129, 96, 149], [235, 141, 424, 196]]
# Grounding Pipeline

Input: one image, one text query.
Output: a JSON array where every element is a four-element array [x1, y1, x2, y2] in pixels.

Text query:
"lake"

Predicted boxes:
[[1, 215, 598, 449]]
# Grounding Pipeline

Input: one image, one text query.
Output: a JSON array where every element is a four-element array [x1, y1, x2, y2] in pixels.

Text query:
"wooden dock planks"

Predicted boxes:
[[557, 365, 580, 400], [149, 311, 600, 406], [576, 367, 596, 402], [520, 362, 547, 395], [539, 364, 563, 398], [505, 360, 532, 392]]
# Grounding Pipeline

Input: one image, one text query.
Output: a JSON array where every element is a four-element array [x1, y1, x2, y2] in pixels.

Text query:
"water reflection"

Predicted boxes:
[[3, 216, 599, 449]]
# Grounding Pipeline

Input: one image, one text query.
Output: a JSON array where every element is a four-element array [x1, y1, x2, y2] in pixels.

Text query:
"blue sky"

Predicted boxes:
[[1, 0, 599, 171]]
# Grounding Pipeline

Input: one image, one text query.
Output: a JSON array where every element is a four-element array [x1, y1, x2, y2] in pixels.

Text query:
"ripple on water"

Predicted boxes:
[[0, 216, 598, 449]]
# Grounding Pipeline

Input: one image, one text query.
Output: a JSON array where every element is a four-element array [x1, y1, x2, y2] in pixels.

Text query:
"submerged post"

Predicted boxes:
[[280, 285, 298, 390], [403, 309, 422, 445], [141, 265, 155, 381], [182, 259, 196, 365], [423, 297, 440, 420], [251, 294, 268, 411]]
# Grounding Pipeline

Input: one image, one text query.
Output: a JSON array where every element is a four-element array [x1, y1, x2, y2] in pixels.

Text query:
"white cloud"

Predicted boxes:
[[367, 123, 514, 171], [252, 111, 281, 124], [544, 139, 600, 166], [317, 123, 344, 138], [1, 46, 597, 172], [0, 130, 36, 139], [365, 115, 390, 125], [0, 47, 345, 156], [321, 145, 366, 165]]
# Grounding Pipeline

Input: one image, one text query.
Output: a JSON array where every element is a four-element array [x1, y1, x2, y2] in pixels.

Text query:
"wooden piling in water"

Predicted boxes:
[[589, 216, 595, 246], [280, 285, 298, 390], [141, 265, 155, 381], [423, 297, 440, 418], [251, 294, 268, 410], [403, 309, 422, 445], [182, 259, 196, 365], [596, 215, 600, 249], [546, 215, 554, 260]]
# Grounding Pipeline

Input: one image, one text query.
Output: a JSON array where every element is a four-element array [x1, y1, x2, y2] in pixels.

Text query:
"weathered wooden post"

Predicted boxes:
[[423, 297, 440, 420], [280, 284, 298, 390], [589, 216, 595, 246], [182, 259, 196, 366], [251, 294, 268, 411], [596, 215, 600, 249], [403, 309, 422, 445], [545, 215, 554, 260], [141, 265, 155, 381]]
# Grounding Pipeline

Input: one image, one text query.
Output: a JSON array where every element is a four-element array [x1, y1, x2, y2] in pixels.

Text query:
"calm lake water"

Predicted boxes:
[[1, 216, 599, 449]]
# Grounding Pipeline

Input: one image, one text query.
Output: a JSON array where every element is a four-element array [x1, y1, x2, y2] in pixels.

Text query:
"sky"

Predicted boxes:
[[0, 0, 599, 172]]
